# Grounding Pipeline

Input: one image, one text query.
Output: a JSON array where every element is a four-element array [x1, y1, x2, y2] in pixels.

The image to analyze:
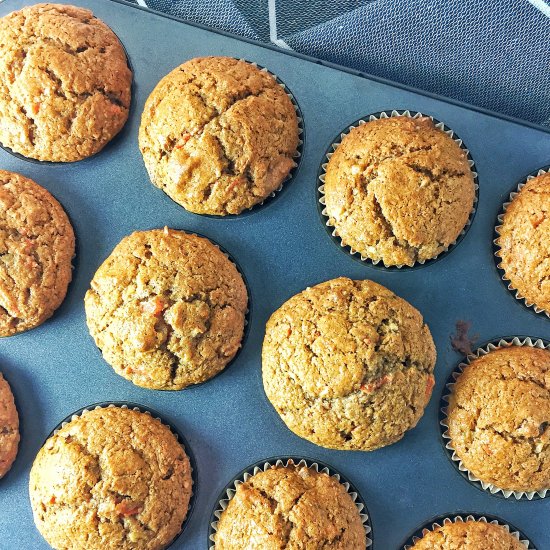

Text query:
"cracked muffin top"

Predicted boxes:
[[85, 228, 248, 390], [0, 3, 132, 162], [0, 171, 75, 336], [0, 372, 19, 478], [410, 520, 525, 549], [262, 277, 436, 451], [496, 171, 550, 314], [139, 56, 299, 216], [447, 346, 550, 493], [214, 462, 366, 549], [29, 406, 192, 550], [324, 116, 475, 267]]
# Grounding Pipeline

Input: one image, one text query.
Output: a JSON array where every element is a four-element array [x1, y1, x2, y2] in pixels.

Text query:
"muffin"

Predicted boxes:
[[0, 171, 75, 336], [139, 56, 299, 215], [29, 406, 192, 550], [85, 228, 248, 390], [496, 171, 550, 314], [323, 116, 475, 266], [262, 277, 436, 451], [446, 345, 550, 493], [410, 519, 524, 549], [0, 372, 19, 478], [214, 462, 366, 549], [0, 3, 131, 161]]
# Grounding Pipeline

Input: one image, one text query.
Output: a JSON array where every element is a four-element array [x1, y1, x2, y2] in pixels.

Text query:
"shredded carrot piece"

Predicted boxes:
[[140, 297, 165, 317]]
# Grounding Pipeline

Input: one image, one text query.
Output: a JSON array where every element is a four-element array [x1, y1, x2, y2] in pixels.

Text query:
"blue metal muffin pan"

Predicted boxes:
[[1, 1, 549, 548]]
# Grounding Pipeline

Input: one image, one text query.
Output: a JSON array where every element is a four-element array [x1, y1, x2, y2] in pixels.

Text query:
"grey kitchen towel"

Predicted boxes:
[[127, 0, 550, 127]]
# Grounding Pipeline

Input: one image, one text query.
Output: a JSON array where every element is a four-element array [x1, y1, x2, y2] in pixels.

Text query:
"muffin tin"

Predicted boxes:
[[1, 0, 549, 548]]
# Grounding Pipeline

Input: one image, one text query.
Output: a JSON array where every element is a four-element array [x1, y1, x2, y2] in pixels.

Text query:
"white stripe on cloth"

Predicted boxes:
[[526, 0, 550, 17], [136, 0, 148, 6], [268, 0, 292, 49]]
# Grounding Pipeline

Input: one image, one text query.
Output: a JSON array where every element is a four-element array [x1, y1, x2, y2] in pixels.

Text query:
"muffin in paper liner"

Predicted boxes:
[[439, 337, 550, 500], [317, 109, 479, 270], [198, 59, 304, 219], [493, 166, 550, 319], [401, 513, 534, 549], [88, 228, 252, 390], [46, 401, 197, 548], [0, 25, 134, 166], [208, 456, 373, 549]]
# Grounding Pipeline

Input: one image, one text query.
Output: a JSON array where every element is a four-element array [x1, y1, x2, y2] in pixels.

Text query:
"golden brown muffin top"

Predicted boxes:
[[214, 463, 366, 549], [497, 172, 550, 313], [324, 116, 475, 266], [0, 372, 19, 478], [0, 170, 75, 336], [139, 56, 299, 215], [29, 407, 192, 550], [262, 277, 436, 451], [85, 228, 248, 390], [410, 520, 525, 549], [0, 3, 131, 161], [447, 346, 550, 493]]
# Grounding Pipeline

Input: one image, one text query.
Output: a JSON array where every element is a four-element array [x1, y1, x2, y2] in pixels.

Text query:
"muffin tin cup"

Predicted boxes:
[[401, 513, 535, 549], [439, 336, 550, 500], [0, 29, 135, 166], [207, 456, 373, 549], [193, 58, 305, 219], [493, 166, 550, 319], [317, 109, 479, 270], [46, 401, 197, 549]]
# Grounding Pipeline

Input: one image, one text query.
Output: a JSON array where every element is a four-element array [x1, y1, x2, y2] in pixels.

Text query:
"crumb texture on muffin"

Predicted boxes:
[[0, 372, 19, 478], [410, 520, 525, 549], [447, 346, 550, 493], [0, 170, 75, 336], [324, 116, 475, 266], [85, 229, 248, 390], [262, 277, 436, 451], [139, 56, 299, 215], [214, 463, 366, 549], [29, 407, 192, 550], [0, 3, 131, 161], [497, 171, 550, 313]]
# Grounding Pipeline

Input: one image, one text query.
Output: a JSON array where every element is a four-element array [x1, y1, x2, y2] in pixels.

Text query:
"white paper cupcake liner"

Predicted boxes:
[[493, 166, 550, 318], [48, 401, 197, 548], [202, 58, 304, 218], [208, 457, 372, 549], [440, 337, 550, 500], [317, 109, 479, 269], [403, 514, 533, 549]]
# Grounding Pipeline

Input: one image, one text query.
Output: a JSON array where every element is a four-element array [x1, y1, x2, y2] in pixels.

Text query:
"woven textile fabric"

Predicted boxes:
[[128, 0, 550, 127]]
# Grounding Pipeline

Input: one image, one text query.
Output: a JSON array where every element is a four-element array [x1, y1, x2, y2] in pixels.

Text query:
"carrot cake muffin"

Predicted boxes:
[[139, 56, 299, 215], [0, 171, 75, 336], [324, 116, 475, 266], [0, 372, 19, 478], [446, 345, 550, 493], [29, 406, 192, 550], [496, 171, 550, 313], [0, 3, 132, 162], [410, 519, 524, 549], [85, 228, 248, 390], [214, 462, 366, 549], [262, 277, 436, 451]]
